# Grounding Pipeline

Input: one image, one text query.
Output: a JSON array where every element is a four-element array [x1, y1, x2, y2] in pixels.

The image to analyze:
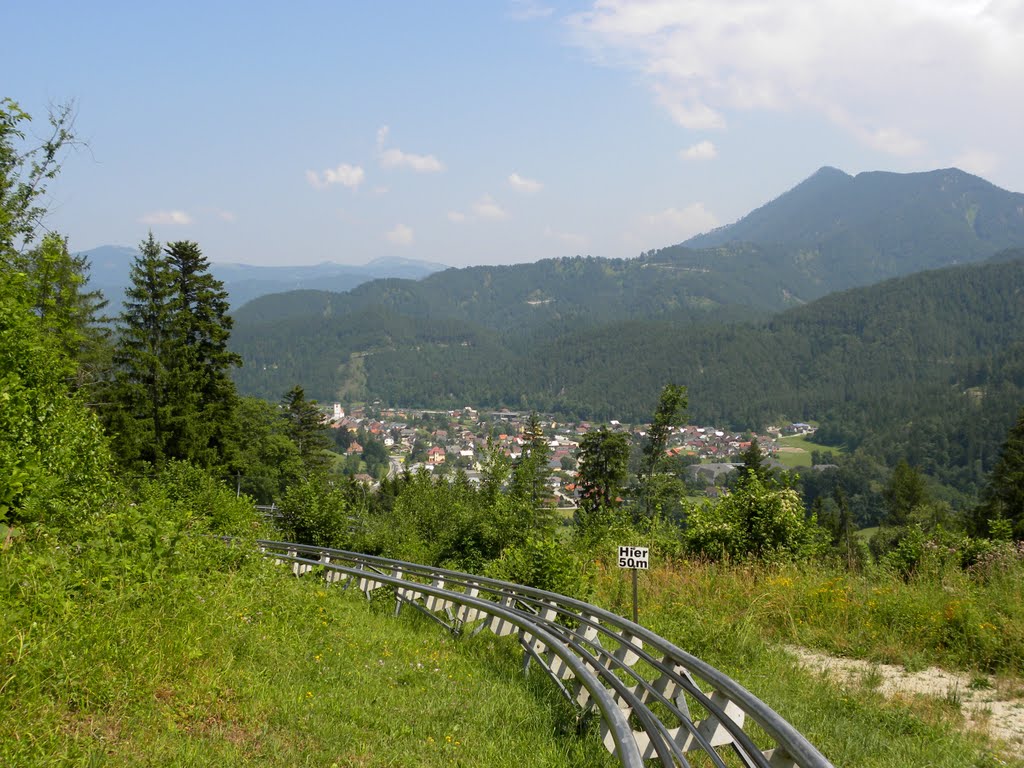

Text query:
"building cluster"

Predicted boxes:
[[322, 401, 818, 504]]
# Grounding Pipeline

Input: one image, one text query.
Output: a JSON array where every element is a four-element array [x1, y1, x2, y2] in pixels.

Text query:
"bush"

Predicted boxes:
[[0, 283, 115, 534], [486, 534, 593, 601], [684, 476, 828, 562], [281, 476, 357, 549]]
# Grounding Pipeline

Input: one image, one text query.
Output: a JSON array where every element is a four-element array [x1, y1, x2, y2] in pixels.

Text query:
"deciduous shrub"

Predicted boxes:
[[683, 476, 827, 561]]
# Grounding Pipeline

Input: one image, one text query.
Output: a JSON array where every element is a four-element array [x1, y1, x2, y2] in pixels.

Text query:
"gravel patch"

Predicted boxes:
[[784, 645, 1024, 758]]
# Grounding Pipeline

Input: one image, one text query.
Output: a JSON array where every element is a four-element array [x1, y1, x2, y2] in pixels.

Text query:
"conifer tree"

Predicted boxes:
[[281, 385, 331, 475], [512, 412, 550, 506], [638, 383, 687, 516], [576, 426, 629, 518], [881, 459, 928, 527], [737, 438, 769, 484], [162, 240, 241, 467], [979, 407, 1024, 537], [23, 232, 109, 384], [110, 233, 175, 467], [110, 237, 240, 470]]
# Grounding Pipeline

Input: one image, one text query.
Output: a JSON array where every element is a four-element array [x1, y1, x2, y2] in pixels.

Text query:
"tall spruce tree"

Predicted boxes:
[[638, 383, 688, 516], [509, 412, 552, 530], [162, 240, 241, 468], [110, 237, 240, 470], [737, 438, 769, 484], [881, 459, 929, 527], [110, 233, 175, 467]]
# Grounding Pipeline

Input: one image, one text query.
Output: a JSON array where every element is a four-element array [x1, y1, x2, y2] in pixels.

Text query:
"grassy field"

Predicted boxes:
[[7, 523, 1023, 767], [1, 540, 614, 767], [775, 434, 844, 468]]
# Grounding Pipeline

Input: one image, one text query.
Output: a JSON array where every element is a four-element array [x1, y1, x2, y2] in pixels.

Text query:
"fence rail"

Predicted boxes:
[[252, 539, 834, 768]]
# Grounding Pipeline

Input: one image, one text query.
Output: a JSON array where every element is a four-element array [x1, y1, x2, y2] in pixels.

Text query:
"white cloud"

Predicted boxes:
[[376, 124, 445, 173], [306, 163, 365, 190], [568, 1, 1024, 158], [202, 207, 236, 222], [380, 148, 445, 173], [509, 0, 554, 21], [653, 84, 725, 130], [825, 105, 924, 157], [508, 172, 543, 193], [140, 210, 191, 225], [544, 226, 587, 250], [386, 223, 414, 246], [680, 140, 717, 161], [447, 210, 466, 223], [472, 194, 508, 220], [951, 149, 999, 178], [643, 203, 719, 241]]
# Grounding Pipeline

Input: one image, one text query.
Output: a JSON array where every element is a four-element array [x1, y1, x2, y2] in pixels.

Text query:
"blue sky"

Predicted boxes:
[[9, 0, 1023, 267]]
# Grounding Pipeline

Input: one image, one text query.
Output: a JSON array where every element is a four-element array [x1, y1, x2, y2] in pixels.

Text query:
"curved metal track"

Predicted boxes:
[[254, 539, 835, 768]]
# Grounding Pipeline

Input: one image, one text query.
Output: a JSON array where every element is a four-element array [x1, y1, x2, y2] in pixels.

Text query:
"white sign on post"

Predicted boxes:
[[617, 545, 649, 570]]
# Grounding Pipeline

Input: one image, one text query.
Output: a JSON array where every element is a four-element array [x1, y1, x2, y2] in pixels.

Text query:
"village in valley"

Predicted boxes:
[[323, 401, 823, 507]]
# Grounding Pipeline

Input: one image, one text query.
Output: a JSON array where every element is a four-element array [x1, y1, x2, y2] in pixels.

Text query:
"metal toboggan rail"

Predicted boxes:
[[253, 539, 834, 768]]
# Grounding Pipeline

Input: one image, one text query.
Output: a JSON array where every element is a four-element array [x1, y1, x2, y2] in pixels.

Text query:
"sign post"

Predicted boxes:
[[617, 545, 649, 624]]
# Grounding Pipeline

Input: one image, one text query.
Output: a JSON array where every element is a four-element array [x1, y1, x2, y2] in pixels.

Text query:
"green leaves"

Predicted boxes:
[[0, 281, 114, 532], [576, 427, 629, 527], [684, 475, 826, 562], [1, 98, 75, 258]]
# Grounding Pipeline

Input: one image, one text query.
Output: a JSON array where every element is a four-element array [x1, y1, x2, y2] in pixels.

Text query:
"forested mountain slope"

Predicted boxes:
[[684, 166, 1024, 286], [232, 252, 1024, 494]]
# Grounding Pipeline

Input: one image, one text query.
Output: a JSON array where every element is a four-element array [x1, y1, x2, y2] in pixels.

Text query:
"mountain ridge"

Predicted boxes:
[[77, 245, 448, 310], [684, 166, 1024, 261]]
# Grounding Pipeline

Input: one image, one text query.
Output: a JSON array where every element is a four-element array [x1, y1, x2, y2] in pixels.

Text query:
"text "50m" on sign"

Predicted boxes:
[[617, 545, 649, 570]]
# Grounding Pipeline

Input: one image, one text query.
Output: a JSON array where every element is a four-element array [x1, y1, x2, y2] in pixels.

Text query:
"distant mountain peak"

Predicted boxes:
[[684, 165, 1024, 256], [810, 165, 852, 180]]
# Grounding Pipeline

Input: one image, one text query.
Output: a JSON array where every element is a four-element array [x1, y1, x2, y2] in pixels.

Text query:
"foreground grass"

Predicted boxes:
[[1, 540, 614, 767], [8, 518, 1023, 767], [595, 560, 1024, 766]]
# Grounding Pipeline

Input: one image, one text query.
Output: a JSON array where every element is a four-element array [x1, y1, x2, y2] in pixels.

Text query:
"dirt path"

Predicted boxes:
[[785, 646, 1024, 758]]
